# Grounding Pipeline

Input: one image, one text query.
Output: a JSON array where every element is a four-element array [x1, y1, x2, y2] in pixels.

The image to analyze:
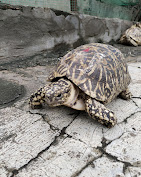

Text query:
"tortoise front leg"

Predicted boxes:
[[85, 97, 117, 128], [29, 87, 46, 109]]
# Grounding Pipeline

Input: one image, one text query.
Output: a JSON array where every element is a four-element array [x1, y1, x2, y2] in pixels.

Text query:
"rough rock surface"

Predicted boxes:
[[78, 156, 125, 177], [15, 137, 101, 177]]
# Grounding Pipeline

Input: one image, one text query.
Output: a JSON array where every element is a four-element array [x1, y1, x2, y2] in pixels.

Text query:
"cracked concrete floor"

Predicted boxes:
[[0, 59, 141, 177]]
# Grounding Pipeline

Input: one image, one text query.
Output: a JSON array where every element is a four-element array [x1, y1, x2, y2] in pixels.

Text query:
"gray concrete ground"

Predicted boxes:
[[0, 52, 141, 177]]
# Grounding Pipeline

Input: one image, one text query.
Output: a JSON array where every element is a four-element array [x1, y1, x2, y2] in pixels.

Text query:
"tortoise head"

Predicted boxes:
[[43, 79, 72, 107], [29, 78, 80, 109]]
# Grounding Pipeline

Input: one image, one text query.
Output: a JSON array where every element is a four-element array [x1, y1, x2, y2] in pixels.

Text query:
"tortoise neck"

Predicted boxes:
[[64, 83, 85, 110], [64, 83, 79, 108]]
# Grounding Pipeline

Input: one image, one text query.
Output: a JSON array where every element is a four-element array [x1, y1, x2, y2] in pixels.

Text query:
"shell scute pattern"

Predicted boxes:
[[48, 43, 131, 103], [120, 23, 141, 46]]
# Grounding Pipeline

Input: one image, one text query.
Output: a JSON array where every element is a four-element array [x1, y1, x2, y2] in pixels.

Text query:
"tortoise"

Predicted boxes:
[[29, 43, 131, 128], [120, 22, 141, 46]]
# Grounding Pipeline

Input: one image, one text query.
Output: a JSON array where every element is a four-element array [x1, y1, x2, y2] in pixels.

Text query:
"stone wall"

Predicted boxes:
[[0, 4, 133, 65]]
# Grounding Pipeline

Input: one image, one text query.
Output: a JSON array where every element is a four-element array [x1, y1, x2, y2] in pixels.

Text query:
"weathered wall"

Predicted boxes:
[[0, 0, 71, 12], [0, 5, 133, 65]]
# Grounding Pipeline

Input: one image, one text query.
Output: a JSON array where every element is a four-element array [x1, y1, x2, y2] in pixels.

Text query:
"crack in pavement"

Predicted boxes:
[[9, 111, 80, 176], [3, 101, 141, 177], [120, 109, 141, 124], [1, 74, 140, 177], [131, 97, 141, 107], [71, 154, 103, 177], [10, 131, 60, 177], [97, 147, 134, 175], [71, 110, 141, 176]]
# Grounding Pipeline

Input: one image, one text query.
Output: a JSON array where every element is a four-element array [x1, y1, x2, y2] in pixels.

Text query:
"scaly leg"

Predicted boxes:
[[119, 88, 132, 100], [29, 87, 46, 109], [85, 97, 117, 128]]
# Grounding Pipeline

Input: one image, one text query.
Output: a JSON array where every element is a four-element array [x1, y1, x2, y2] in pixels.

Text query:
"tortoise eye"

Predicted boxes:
[[65, 90, 70, 93], [56, 94, 62, 98]]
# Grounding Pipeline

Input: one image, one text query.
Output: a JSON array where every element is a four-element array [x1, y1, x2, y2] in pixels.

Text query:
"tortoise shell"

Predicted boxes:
[[48, 43, 131, 103], [120, 23, 141, 46]]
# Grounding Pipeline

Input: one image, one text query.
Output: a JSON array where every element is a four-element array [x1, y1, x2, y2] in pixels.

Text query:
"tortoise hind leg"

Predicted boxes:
[[85, 97, 117, 128], [119, 88, 132, 100]]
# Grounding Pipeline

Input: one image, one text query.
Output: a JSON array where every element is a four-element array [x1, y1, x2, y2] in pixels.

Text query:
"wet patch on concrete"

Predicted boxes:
[[0, 78, 25, 108], [0, 43, 70, 71]]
